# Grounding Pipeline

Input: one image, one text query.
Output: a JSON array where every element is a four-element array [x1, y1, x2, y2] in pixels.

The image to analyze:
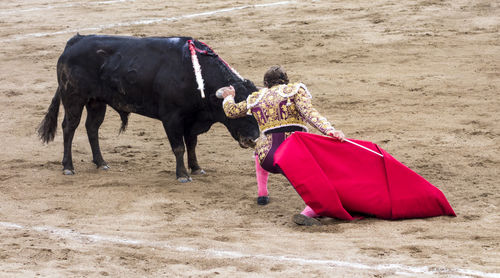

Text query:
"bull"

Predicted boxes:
[[38, 34, 259, 182]]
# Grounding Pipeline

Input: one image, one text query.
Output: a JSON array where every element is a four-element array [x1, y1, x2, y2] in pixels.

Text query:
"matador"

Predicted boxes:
[[218, 66, 345, 226]]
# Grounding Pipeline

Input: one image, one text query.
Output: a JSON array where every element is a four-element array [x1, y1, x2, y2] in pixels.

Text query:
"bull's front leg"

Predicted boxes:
[[172, 145, 192, 183], [185, 134, 205, 175], [162, 121, 191, 183]]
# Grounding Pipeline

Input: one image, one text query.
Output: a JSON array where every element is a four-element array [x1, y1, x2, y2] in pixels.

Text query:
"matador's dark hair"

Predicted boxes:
[[263, 65, 289, 88]]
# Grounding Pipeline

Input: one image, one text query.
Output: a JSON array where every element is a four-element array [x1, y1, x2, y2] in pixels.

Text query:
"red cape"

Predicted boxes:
[[274, 132, 455, 220]]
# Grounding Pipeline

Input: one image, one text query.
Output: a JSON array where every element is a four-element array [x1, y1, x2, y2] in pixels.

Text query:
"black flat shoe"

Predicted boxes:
[[292, 214, 321, 226], [257, 196, 269, 205]]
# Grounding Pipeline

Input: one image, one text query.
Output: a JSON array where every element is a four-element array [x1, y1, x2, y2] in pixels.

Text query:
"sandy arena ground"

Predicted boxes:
[[0, 0, 499, 277]]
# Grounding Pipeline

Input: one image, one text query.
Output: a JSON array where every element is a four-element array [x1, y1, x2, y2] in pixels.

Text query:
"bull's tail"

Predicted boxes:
[[108, 106, 130, 134], [118, 111, 130, 134], [37, 87, 61, 143]]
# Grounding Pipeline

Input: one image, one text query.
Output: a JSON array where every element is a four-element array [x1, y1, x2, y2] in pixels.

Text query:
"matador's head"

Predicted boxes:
[[263, 65, 289, 88]]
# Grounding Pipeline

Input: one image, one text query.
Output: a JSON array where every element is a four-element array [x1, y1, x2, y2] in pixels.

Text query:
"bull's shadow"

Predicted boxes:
[[38, 34, 259, 182]]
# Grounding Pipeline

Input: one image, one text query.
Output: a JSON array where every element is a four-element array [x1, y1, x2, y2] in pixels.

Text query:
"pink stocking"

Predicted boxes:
[[255, 155, 269, 197], [301, 206, 319, 218]]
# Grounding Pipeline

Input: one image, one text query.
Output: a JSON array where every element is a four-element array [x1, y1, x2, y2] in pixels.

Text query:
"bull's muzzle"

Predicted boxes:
[[238, 134, 256, 149]]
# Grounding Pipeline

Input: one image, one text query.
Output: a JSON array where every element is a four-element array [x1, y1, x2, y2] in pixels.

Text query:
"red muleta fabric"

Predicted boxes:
[[274, 132, 456, 220]]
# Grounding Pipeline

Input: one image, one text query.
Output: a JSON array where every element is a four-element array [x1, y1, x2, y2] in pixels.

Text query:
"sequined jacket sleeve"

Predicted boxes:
[[294, 87, 336, 135], [222, 95, 248, 119]]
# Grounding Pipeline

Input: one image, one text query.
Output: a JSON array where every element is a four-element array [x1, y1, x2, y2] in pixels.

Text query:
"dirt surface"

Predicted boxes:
[[0, 0, 499, 277]]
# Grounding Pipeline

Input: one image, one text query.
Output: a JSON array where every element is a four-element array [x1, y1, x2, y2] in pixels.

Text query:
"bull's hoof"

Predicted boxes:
[[99, 165, 110, 171], [257, 196, 269, 205], [191, 169, 206, 175], [63, 169, 75, 175], [292, 214, 322, 226], [177, 177, 193, 183]]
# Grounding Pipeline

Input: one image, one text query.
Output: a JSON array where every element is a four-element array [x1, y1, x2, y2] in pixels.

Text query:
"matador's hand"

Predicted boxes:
[[328, 130, 345, 142], [216, 85, 235, 99]]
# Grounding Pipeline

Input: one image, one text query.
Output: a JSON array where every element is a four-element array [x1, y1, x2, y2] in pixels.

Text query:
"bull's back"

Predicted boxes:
[[59, 34, 191, 71], [57, 34, 195, 117]]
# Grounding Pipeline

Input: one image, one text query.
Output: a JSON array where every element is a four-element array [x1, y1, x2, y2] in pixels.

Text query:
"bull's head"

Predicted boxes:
[[190, 39, 260, 148], [229, 118, 259, 149], [216, 79, 260, 149]]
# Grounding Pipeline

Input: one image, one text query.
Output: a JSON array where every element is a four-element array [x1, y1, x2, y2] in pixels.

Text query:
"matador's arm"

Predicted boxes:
[[218, 85, 251, 119], [222, 96, 249, 118], [294, 87, 336, 135]]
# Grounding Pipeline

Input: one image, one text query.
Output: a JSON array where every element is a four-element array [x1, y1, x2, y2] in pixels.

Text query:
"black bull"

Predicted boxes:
[[38, 34, 259, 182]]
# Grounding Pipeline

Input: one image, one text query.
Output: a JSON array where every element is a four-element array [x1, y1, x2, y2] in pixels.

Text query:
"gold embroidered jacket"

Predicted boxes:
[[223, 83, 335, 163]]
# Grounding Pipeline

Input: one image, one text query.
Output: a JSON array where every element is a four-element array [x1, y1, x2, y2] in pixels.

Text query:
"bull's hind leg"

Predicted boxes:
[[61, 100, 85, 175], [85, 100, 109, 170], [185, 134, 205, 175]]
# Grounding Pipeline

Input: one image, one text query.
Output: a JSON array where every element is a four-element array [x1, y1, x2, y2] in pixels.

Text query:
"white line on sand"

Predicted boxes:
[[1, 221, 498, 278], [1, 1, 292, 43], [0, 0, 136, 15]]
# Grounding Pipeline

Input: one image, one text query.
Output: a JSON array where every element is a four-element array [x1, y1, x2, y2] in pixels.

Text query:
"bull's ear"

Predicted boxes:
[[244, 79, 254, 86], [244, 79, 259, 91]]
